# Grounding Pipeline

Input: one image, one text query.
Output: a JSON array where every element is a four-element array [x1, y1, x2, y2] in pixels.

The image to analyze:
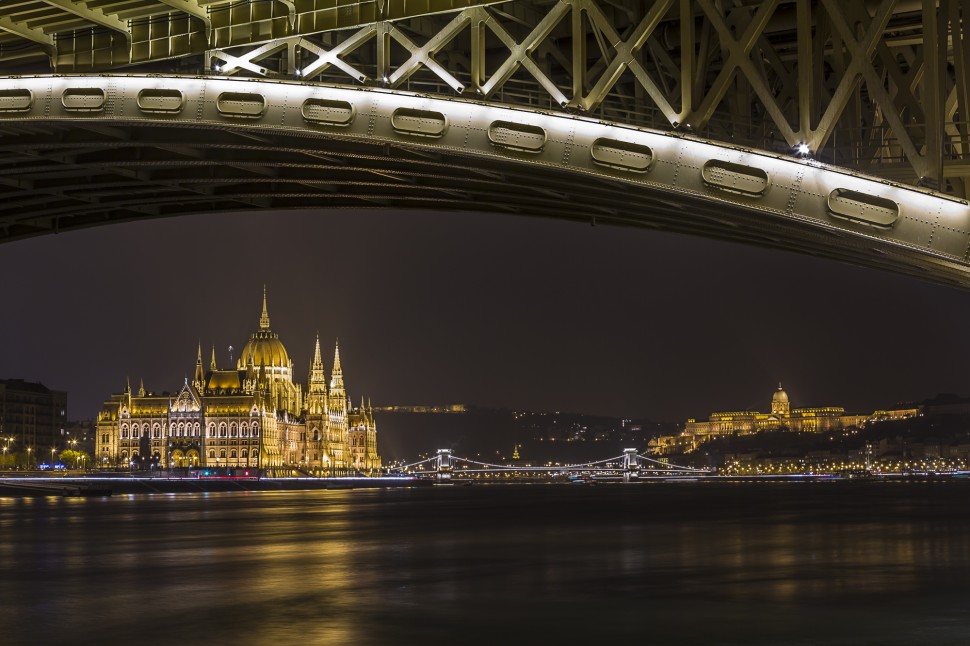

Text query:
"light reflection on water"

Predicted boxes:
[[2, 482, 970, 645]]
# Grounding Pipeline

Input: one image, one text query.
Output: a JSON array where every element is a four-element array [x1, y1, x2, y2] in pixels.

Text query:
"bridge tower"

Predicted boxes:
[[622, 449, 640, 483], [435, 449, 453, 482]]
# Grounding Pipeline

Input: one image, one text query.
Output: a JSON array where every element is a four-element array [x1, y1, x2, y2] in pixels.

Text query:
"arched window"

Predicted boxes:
[[208, 449, 215, 458], [219, 423, 227, 438], [207, 423, 215, 437], [230, 449, 237, 458], [121, 429, 128, 439], [194, 423, 200, 436], [242, 449, 249, 458], [230, 422, 237, 438], [241, 423, 248, 437], [252, 423, 259, 434], [219, 449, 226, 458]]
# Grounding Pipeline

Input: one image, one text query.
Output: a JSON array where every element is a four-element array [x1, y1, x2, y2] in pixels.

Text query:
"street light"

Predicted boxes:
[[69, 439, 78, 469], [51, 447, 56, 467], [26, 447, 32, 469]]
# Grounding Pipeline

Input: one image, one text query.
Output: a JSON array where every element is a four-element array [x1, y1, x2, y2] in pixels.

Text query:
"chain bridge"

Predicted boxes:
[[1, 1, 970, 286], [390, 448, 709, 481]]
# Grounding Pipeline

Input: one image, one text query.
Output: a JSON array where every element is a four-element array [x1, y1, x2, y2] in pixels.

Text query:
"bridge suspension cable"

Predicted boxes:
[[393, 456, 438, 471], [391, 450, 711, 476], [451, 454, 630, 472], [636, 453, 709, 473]]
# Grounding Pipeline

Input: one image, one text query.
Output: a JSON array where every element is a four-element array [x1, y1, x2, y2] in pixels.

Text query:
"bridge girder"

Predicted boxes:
[[1, 1, 968, 192], [0, 74, 968, 291]]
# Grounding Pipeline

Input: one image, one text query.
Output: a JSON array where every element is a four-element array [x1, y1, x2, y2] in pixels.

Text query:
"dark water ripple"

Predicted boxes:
[[1, 482, 969, 645]]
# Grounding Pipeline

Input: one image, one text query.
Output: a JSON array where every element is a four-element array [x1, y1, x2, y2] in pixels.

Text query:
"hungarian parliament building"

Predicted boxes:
[[95, 290, 381, 472]]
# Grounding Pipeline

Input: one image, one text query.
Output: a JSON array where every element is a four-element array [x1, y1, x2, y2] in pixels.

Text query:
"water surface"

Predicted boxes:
[[2, 482, 968, 644]]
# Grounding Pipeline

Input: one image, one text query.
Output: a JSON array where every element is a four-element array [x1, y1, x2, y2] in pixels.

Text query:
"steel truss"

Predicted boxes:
[[1, 75, 969, 292], [1, 1, 969, 194]]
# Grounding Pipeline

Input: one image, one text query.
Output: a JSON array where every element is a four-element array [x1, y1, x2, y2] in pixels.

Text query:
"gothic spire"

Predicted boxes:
[[194, 341, 204, 386], [259, 285, 270, 330], [329, 339, 345, 393], [308, 333, 327, 400], [138, 378, 146, 398], [313, 333, 323, 366], [210, 345, 218, 370], [333, 338, 342, 373], [258, 359, 267, 388]]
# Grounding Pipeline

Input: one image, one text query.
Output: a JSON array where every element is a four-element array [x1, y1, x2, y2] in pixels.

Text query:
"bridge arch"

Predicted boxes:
[[1, 75, 969, 288]]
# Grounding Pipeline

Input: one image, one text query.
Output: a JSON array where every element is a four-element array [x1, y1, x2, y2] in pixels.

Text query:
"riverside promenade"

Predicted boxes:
[[0, 474, 424, 497]]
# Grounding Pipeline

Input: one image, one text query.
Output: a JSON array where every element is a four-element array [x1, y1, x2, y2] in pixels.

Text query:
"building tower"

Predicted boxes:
[[306, 334, 328, 416], [328, 340, 348, 466], [236, 287, 302, 416], [771, 383, 790, 416]]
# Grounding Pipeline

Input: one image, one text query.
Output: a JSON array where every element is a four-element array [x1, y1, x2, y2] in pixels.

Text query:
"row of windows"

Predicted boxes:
[[119, 422, 262, 432], [119, 449, 258, 460], [208, 449, 255, 459], [117, 423, 261, 440]]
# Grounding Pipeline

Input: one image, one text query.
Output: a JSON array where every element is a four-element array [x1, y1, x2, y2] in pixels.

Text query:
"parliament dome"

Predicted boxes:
[[236, 288, 291, 369], [238, 331, 290, 368]]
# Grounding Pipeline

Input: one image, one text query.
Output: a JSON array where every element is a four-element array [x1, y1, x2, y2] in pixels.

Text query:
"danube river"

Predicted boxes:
[[2, 482, 969, 645]]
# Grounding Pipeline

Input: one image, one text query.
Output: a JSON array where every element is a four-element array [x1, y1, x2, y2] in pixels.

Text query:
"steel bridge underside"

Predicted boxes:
[[2, 2, 970, 288], [1, 75, 970, 290]]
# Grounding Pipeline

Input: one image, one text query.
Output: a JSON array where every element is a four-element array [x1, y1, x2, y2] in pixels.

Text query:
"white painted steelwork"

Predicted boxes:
[[0, 74, 969, 289]]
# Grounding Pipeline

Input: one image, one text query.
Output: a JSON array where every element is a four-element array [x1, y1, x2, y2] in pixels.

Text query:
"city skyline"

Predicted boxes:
[[6, 208, 970, 423]]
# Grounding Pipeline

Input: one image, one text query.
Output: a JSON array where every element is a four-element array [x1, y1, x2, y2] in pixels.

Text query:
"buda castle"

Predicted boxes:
[[95, 290, 381, 472], [650, 383, 917, 456]]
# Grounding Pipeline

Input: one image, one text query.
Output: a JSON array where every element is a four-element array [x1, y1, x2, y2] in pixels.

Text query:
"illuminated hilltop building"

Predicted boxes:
[[650, 384, 917, 455], [95, 290, 381, 472], [686, 383, 846, 439]]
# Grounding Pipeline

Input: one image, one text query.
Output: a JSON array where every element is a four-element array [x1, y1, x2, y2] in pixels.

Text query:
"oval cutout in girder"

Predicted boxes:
[[137, 88, 184, 113], [216, 92, 266, 118], [301, 98, 354, 126], [488, 120, 546, 153], [702, 159, 769, 196], [0, 89, 32, 113], [590, 138, 653, 173], [827, 188, 899, 228], [62, 88, 106, 112], [391, 108, 447, 138]]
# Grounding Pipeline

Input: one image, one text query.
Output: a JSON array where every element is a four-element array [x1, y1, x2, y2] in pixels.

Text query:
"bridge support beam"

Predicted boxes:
[[435, 449, 453, 482], [622, 448, 640, 483]]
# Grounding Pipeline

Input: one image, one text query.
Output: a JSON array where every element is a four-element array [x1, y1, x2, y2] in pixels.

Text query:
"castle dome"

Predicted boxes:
[[772, 383, 789, 403], [236, 287, 291, 369]]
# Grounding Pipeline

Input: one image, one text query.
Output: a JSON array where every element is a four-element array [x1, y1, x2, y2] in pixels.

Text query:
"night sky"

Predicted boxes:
[[3, 209, 970, 422]]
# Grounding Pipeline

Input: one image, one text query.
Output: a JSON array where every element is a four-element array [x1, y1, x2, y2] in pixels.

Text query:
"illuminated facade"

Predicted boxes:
[[682, 384, 845, 440], [95, 290, 381, 472], [651, 384, 918, 455]]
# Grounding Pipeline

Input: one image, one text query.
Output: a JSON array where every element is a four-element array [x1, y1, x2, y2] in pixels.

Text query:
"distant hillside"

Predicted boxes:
[[373, 406, 676, 463]]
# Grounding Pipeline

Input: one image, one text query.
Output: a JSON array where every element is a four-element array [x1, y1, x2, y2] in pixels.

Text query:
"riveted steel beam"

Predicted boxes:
[[0, 74, 967, 294], [2, 1, 970, 196], [40, 0, 131, 40], [0, 16, 55, 54]]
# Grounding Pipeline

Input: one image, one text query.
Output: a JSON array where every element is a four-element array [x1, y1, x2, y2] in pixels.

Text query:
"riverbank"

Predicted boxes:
[[0, 475, 426, 497]]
